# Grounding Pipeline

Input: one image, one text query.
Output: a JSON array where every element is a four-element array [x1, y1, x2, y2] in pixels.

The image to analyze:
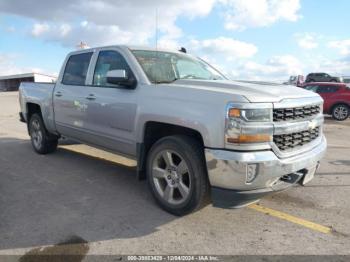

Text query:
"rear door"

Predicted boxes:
[[53, 52, 93, 140]]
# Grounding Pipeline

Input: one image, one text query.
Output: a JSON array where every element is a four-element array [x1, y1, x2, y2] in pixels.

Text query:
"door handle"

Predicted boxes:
[[85, 94, 96, 100], [55, 91, 62, 97]]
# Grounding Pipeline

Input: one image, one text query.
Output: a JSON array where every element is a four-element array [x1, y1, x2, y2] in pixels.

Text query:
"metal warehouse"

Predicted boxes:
[[0, 73, 56, 91]]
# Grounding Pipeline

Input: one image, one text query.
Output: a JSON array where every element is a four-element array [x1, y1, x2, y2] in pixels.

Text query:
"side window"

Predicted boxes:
[[62, 52, 93, 85], [93, 50, 132, 87], [317, 85, 339, 93], [304, 85, 318, 92]]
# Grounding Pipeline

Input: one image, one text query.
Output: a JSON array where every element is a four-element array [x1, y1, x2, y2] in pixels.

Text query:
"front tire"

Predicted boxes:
[[29, 113, 58, 154], [332, 104, 349, 121], [146, 135, 208, 216]]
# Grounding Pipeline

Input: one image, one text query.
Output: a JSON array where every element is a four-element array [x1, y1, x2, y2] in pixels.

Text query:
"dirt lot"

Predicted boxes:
[[0, 91, 349, 257]]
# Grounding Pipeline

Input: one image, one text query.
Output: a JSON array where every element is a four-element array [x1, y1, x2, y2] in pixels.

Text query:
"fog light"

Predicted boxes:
[[246, 164, 258, 184]]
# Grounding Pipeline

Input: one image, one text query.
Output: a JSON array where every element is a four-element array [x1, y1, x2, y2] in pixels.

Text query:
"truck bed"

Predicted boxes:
[[19, 82, 56, 132]]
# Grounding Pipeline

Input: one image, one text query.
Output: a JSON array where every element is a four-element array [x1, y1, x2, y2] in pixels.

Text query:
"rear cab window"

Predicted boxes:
[[62, 52, 93, 85]]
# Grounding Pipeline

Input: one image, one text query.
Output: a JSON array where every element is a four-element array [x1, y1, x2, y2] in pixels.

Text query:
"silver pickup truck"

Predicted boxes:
[[19, 45, 327, 215]]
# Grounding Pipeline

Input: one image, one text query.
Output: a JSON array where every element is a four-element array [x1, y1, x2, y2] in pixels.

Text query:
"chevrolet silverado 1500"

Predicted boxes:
[[19, 45, 327, 215]]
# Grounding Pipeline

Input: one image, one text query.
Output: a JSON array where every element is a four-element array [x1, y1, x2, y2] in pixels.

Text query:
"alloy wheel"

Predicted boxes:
[[334, 106, 348, 120], [151, 150, 191, 205], [31, 119, 43, 149]]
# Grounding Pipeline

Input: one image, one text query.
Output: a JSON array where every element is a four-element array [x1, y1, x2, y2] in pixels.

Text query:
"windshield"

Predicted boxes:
[[303, 85, 318, 92], [131, 50, 226, 83]]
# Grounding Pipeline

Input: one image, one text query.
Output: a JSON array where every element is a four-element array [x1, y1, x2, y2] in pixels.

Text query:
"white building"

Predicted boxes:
[[0, 73, 56, 91]]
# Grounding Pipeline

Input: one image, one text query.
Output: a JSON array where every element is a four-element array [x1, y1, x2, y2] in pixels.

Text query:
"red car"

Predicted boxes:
[[303, 82, 350, 121]]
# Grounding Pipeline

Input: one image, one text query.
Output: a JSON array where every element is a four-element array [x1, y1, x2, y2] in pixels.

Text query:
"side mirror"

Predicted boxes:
[[106, 69, 136, 88]]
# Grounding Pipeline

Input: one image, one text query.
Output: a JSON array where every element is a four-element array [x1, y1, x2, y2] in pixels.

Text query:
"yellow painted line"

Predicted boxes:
[[248, 203, 331, 234], [59, 144, 136, 167]]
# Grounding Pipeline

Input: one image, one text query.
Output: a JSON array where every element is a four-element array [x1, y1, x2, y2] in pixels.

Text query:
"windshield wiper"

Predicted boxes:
[[180, 75, 207, 80]]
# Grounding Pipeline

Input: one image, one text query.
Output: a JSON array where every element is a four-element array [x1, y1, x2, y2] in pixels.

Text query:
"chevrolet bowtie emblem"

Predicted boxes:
[[308, 120, 317, 130]]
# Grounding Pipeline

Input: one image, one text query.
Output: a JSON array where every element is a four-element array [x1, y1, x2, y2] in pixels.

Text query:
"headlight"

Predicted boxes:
[[226, 106, 273, 145], [228, 108, 271, 122]]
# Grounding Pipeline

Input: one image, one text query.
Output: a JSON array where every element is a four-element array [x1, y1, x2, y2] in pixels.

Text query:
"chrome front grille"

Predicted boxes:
[[273, 104, 321, 122], [273, 127, 320, 151]]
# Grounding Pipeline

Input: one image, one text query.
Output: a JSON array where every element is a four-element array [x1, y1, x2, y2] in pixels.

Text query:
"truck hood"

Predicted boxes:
[[173, 79, 319, 103]]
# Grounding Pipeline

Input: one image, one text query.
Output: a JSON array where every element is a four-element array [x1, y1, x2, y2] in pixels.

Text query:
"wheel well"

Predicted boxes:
[[26, 103, 42, 133], [331, 103, 349, 113], [27, 103, 42, 120], [137, 121, 204, 179]]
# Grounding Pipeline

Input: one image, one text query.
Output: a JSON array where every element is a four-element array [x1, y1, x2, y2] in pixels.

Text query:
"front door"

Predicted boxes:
[[83, 50, 138, 156]]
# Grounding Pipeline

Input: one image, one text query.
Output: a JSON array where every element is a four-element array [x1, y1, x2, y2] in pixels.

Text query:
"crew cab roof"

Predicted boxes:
[[67, 45, 184, 56]]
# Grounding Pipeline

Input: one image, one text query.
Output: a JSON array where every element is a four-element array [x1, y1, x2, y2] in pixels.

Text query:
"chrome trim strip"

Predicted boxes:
[[225, 142, 271, 151], [273, 114, 323, 135], [273, 96, 323, 109]]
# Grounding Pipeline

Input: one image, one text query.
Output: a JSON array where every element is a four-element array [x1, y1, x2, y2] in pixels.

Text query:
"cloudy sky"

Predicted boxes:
[[0, 0, 350, 80]]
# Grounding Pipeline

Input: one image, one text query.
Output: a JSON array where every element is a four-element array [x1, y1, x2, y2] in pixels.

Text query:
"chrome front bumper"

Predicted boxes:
[[205, 135, 327, 208]]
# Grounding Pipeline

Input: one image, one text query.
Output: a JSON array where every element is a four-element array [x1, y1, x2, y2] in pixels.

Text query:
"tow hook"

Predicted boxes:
[[280, 174, 293, 182], [280, 172, 304, 184]]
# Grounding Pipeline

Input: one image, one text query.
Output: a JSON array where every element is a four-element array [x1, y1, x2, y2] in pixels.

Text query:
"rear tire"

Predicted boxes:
[[29, 113, 58, 154], [146, 135, 208, 216], [332, 104, 349, 121]]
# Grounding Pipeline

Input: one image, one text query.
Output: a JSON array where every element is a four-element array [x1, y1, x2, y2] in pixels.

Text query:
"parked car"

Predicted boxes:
[[284, 75, 304, 87], [303, 82, 350, 120], [18, 45, 326, 215], [342, 76, 350, 83], [305, 73, 342, 83]]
